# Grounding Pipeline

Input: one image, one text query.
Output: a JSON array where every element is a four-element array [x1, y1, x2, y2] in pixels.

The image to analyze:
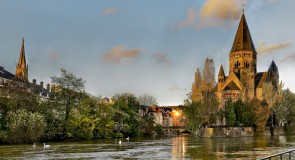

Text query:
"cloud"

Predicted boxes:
[[103, 46, 141, 64], [103, 7, 118, 16], [280, 53, 295, 63], [200, 0, 241, 20], [152, 53, 173, 66], [257, 41, 290, 55], [177, 7, 198, 29], [174, 0, 242, 30], [199, 0, 242, 28], [169, 84, 186, 91], [48, 52, 60, 62]]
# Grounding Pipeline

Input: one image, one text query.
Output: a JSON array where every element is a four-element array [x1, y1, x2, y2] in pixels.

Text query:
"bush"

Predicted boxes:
[[154, 124, 164, 135], [113, 132, 124, 138], [6, 109, 46, 144]]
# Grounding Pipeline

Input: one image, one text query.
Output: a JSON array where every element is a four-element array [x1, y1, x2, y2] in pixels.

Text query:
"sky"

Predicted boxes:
[[0, 0, 295, 106]]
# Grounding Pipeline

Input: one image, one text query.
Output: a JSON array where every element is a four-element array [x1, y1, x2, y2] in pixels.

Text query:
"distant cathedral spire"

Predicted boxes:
[[230, 13, 256, 53], [15, 38, 28, 82]]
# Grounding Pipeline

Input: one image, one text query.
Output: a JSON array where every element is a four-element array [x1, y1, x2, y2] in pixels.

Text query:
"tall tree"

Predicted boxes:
[[138, 94, 157, 106], [201, 58, 216, 92], [51, 68, 85, 121], [191, 68, 203, 102]]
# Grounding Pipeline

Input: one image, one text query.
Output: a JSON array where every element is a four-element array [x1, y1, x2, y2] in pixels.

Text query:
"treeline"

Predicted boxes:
[[0, 69, 159, 144]]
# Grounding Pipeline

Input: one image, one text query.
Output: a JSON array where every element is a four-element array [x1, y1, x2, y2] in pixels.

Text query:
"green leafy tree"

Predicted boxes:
[[51, 68, 85, 122], [5, 109, 46, 143], [224, 99, 236, 127]]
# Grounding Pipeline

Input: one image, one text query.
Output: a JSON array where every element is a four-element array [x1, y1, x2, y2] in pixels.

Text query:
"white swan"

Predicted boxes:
[[33, 143, 36, 148], [119, 140, 122, 145], [126, 137, 129, 141], [43, 143, 50, 148]]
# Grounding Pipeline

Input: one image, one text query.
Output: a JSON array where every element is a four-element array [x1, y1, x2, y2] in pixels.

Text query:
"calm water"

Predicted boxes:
[[1, 135, 295, 159]]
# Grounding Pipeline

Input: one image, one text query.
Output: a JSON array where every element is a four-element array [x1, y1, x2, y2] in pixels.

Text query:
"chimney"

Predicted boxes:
[[46, 83, 50, 92], [40, 81, 44, 89], [33, 79, 36, 86], [51, 84, 55, 93]]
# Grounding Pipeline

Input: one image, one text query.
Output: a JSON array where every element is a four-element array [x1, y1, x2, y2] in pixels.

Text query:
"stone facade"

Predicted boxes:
[[215, 13, 279, 106]]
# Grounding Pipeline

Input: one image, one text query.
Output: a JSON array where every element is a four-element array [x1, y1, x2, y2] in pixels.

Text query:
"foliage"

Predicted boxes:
[[51, 68, 86, 121], [113, 132, 124, 138], [191, 68, 202, 102], [154, 124, 164, 135], [253, 99, 270, 135], [5, 109, 46, 144], [224, 99, 236, 127], [138, 94, 157, 106], [186, 58, 218, 131]]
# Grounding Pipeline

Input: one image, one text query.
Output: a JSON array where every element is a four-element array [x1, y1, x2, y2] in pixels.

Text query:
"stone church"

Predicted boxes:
[[215, 13, 279, 105]]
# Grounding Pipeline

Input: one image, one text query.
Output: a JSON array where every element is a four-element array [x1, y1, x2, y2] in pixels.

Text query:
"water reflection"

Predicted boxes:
[[0, 135, 295, 159]]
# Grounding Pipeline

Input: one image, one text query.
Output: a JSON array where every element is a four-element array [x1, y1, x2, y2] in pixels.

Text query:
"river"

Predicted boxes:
[[1, 135, 295, 159]]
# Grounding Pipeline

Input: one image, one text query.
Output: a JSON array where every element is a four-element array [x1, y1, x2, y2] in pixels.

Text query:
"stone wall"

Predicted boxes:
[[197, 127, 285, 138], [197, 127, 254, 138]]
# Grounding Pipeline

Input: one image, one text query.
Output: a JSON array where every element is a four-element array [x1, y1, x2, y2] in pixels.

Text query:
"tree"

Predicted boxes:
[[5, 109, 46, 143], [51, 68, 85, 122], [138, 94, 157, 106], [201, 58, 216, 92], [253, 99, 270, 135], [224, 99, 236, 127], [191, 68, 203, 102], [240, 68, 251, 100]]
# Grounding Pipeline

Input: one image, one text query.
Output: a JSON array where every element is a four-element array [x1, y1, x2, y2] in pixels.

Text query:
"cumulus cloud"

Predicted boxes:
[[152, 53, 173, 66], [103, 7, 118, 16], [174, 0, 242, 30], [280, 53, 295, 63], [103, 46, 141, 64], [200, 0, 241, 20], [48, 51, 60, 62], [257, 41, 290, 55], [169, 84, 186, 91]]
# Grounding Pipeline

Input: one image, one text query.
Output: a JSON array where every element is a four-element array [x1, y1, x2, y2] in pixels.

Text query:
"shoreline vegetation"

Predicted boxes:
[[0, 69, 163, 144]]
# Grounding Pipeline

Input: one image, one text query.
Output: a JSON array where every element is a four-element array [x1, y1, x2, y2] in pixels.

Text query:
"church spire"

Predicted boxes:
[[18, 38, 26, 67], [230, 13, 256, 53], [16, 38, 28, 82], [218, 65, 225, 77]]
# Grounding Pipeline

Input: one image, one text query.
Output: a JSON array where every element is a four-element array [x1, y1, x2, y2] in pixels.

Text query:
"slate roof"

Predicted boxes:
[[230, 14, 256, 53], [0, 66, 16, 80], [224, 81, 241, 90]]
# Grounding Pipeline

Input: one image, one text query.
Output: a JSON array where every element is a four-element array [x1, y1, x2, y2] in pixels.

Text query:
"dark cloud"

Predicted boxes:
[[280, 53, 295, 63], [152, 53, 172, 66], [257, 41, 290, 55], [168, 84, 186, 91]]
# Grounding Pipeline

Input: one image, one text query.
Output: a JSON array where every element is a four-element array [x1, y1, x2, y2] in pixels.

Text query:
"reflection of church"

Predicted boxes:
[[215, 13, 279, 105]]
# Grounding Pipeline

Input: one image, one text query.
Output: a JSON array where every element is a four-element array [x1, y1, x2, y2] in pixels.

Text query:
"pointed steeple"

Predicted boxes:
[[218, 65, 225, 77], [268, 60, 278, 73], [15, 38, 28, 82], [18, 38, 26, 67], [230, 13, 256, 53]]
